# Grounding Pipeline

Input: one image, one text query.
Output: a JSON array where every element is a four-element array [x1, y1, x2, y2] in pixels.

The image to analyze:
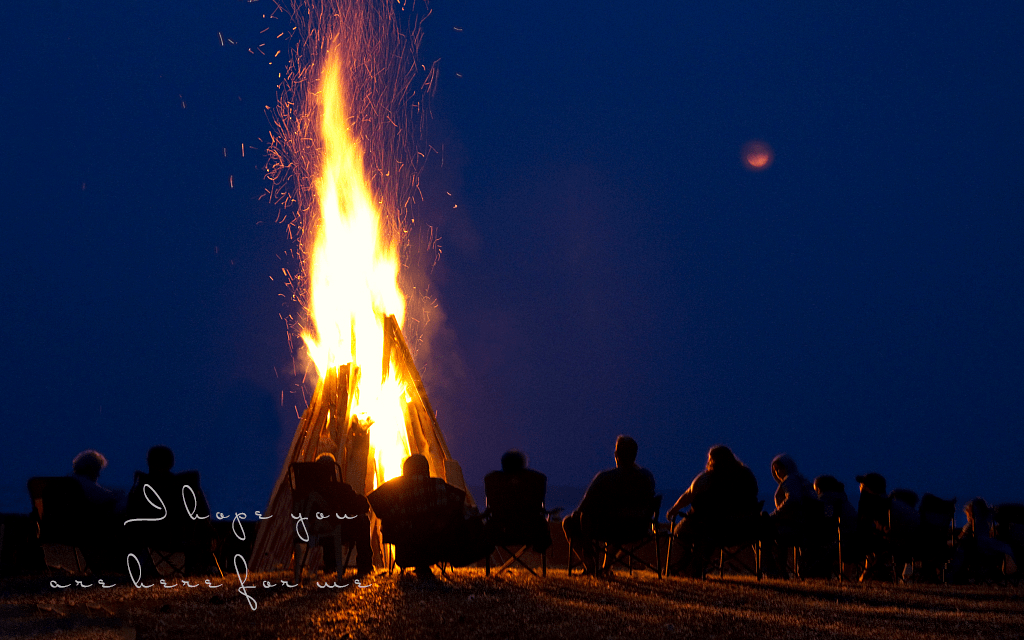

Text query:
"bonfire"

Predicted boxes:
[[250, 0, 468, 572]]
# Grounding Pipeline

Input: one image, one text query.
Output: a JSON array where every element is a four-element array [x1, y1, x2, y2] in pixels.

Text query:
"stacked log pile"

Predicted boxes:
[[249, 314, 471, 572]]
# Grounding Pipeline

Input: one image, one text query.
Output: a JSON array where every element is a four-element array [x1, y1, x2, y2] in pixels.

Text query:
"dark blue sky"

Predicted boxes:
[[2, 1, 1022, 519]]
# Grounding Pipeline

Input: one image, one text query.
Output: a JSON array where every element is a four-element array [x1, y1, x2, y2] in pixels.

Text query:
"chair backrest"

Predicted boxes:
[[27, 477, 89, 545], [648, 494, 663, 524], [289, 461, 342, 499], [485, 470, 546, 521], [289, 460, 367, 539], [994, 503, 1024, 526], [614, 492, 662, 525], [125, 470, 210, 549], [594, 494, 662, 545], [994, 503, 1024, 550], [920, 493, 956, 527], [369, 476, 465, 541]]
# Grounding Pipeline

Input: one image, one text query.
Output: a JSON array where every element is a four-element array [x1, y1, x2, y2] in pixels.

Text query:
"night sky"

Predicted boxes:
[[2, 1, 1022, 522]]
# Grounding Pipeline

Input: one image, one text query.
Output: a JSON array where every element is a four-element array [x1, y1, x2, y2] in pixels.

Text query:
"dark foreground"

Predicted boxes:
[[1, 569, 1022, 640]]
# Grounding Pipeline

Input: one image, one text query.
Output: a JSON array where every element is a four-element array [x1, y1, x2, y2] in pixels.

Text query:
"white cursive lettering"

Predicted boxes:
[[126, 553, 154, 588], [123, 485, 166, 525], [182, 485, 208, 520], [291, 513, 310, 542], [232, 512, 247, 541], [234, 554, 257, 611]]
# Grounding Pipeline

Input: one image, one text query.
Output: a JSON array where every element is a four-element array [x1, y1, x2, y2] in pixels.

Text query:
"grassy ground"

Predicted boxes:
[[1, 568, 1022, 640]]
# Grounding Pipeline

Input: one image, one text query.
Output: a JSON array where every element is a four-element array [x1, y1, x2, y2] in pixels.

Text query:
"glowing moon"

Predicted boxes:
[[741, 140, 774, 171]]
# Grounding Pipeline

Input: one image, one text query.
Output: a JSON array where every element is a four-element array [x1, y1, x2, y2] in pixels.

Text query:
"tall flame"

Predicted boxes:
[[302, 49, 410, 488]]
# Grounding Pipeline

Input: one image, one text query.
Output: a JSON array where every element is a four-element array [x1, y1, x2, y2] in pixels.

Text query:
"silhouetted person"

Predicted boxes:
[[68, 449, 125, 571], [887, 488, 921, 578], [768, 454, 816, 536], [948, 497, 1017, 583], [666, 445, 759, 577], [563, 435, 656, 574], [890, 489, 918, 509], [292, 452, 376, 581], [813, 475, 858, 576], [125, 445, 215, 575], [855, 472, 890, 580], [762, 454, 819, 578], [484, 450, 552, 553], [368, 454, 470, 578], [71, 450, 124, 513], [916, 492, 958, 583]]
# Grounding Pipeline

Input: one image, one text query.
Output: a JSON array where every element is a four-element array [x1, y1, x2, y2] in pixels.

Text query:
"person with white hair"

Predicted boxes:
[[68, 449, 127, 571], [71, 449, 123, 512]]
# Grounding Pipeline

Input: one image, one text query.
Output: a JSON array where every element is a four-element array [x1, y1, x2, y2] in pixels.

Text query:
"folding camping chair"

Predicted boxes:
[[782, 499, 838, 580], [667, 501, 762, 580], [484, 507, 554, 577], [918, 493, 956, 583], [483, 469, 553, 577], [994, 502, 1024, 583], [28, 477, 91, 574], [568, 495, 664, 577], [369, 475, 467, 575], [124, 470, 221, 578]]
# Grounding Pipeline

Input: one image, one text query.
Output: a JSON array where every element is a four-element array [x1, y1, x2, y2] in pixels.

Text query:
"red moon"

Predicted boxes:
[[741, 140, 774, 171]]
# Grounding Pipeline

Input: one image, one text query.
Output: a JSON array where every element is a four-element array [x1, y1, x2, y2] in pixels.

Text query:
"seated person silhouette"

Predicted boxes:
[[762, 453, 820, 577], [367, 454, 467, 578], [814, 475, 858, 575], [125, 445, 215, 575], [484, 450, 552, 553], [71, 450, 125, 514], [948, 497, 1017, 583], [768, 454, 818, 538], [562, 435, 656, 574], [888, 488, 921, 578], [56, 449, 127, 571], [291, 452, 373, 581], [855, 471, 891, 580], [666, 445, 759, 577]]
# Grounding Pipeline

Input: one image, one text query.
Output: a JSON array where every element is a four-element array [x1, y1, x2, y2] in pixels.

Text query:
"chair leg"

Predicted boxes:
[[341, 543, 355, 578], [665, 533, 675, 577], [495, 546, 540, 576], [211, 551, 225, 579], [568, 539, 590, 576], [656, 535, 663, 578], [756, 541, 762, 581], [293, 542, 308, 584], [838, 528, 844, 582]]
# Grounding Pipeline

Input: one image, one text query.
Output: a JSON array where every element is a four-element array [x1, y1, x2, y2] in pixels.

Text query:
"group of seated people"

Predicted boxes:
[[42, 446, 216, 575], [665, 447, 1020, 582], [504, 437, 1019, 583], [291, 450, 532, 581], [47, 438, 1020, 583]]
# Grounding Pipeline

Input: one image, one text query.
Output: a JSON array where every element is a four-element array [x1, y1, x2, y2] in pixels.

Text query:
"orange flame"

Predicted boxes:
[[302, 49, 410, 488]]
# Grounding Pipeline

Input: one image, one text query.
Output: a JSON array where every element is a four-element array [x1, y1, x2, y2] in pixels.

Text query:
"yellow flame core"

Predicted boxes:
[[303, 50, 410, 488]]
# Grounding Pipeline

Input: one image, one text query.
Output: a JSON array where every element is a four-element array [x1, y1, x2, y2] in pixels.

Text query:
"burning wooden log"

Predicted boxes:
[[249, 315, 472, 572]]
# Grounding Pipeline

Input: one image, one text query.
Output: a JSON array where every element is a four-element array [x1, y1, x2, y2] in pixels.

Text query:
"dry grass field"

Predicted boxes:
[[1, 568, 1022, 640]]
